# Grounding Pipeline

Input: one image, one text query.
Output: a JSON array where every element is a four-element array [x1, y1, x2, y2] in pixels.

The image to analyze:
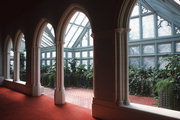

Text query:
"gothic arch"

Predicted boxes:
[[32, 18, 55, 96]]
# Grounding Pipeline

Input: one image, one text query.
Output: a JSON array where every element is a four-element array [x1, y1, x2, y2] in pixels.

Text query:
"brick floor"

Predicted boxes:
[[43, 87, 158, 109], [43, 87, 94, 109]]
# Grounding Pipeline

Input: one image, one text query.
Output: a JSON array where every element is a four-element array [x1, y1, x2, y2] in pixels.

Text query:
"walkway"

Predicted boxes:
[[44, 87, 158, 109]]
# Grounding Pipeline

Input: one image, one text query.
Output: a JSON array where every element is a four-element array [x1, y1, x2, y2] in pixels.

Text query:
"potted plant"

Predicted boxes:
[[155, 55, 180, 110]]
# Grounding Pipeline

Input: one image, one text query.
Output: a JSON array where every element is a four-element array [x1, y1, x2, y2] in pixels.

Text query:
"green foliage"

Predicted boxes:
[[41, 59, 93, 89], [64, 59, 93, 88], [155, 55, 180, 93], [20, 52, 26, 81], [40, 65, 56, 88], [155, 78, 174, 94], [129, 65, 157, 96]]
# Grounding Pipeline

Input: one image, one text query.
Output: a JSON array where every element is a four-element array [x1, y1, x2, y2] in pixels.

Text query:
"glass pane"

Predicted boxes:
[[47, 60, 51, 66], [131, 3, 139, 17], [143, 57, 155, 68], [141, 5, 152, 14], [158, 16, 172, 37], [143, 45, 155, 54], [175, 26, 180, 34], [75, 52, 80, 58], [52, 60, 56, 65], [129, 46, 140, 55], [158, 43, 171, 53], [68, 27, 83, 48], [70, 12, 79, 23], [82, 39, 88, 47], [42, 60, 45, 66], [90, 59, 93, 66], [68, 52, 72, 58], [82, 51, 88, 58], [82, 60, 88, 68], [65, 25, 78, 48], [46, 52, 51, 58], [89, 51, 93, 57], [81, 17, 89, 26], [89, 29, 93, 46], [158, 57, 168, 69], [129, 57, 140, 67], [76, 60, 80, 66], [176, 42, 180, 52], [142, 15, 155, 38], [75, 12, 85, 25], [129, 18, 140, 40], [42, 53, 45, 58], [52, 51, 56, 58], [10, 50, 14, 57], [64, 52, 66, 58]]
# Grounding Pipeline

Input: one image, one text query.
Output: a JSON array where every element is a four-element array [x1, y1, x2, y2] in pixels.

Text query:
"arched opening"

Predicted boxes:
[[32, 20, 56, 96], [63, 11, 94, 109], [15, 32, 26, 83], [39, 23, 56, 97], [4, 37, 14, 80], [127, 0, 180, 111]]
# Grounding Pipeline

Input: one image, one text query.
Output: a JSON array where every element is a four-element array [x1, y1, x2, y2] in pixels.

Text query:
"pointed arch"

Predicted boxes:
[[115, 0, 138, 105], [14, 30, 24, 51], [32, 18, 55, 96], [55, 4, 94, 105], [4, 35, 14, 80], [56, 3, 94, 43]]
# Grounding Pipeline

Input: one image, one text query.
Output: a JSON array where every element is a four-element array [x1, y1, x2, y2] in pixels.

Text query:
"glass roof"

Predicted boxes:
[[41, 23, 55, 48], [64, 11, 90, 48]]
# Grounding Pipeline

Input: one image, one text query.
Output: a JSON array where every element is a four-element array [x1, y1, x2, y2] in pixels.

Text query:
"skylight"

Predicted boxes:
[[64, 11, 90, 48]]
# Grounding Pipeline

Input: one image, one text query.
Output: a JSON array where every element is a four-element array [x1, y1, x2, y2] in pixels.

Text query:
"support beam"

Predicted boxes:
[[54, 41, 65, 104]]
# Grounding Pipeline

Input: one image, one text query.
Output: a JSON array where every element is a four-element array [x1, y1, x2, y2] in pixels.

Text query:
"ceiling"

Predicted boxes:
[[0, 0, 43, 29]]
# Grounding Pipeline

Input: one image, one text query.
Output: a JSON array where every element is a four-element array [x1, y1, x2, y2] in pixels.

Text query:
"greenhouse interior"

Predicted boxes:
[[7, 0, 180, 111]]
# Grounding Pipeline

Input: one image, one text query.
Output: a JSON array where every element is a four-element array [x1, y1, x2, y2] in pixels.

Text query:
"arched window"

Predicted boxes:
[[61, 10, 94, 109], [19, 34, 26, 82], [4, 37, 14, 80], [128, 0, 180, 111]]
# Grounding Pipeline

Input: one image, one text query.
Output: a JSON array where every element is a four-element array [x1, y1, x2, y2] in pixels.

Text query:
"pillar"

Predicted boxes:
[[32, 45, 43, 96], [54, 41, 65, 104], [115, 28, 131, 106], [14, 50, 20, 82]]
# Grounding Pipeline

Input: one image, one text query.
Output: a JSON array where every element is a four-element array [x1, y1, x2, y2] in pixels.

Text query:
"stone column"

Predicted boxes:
[[54, 41, 65, 104], [14, 50, 20, 82], [115, 28, 130, 106], [4, 51, 10, 79], [32, 45, 43, 96]]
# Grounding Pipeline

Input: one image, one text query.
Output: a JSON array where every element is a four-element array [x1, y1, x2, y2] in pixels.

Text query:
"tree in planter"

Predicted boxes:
[[155, 55, 180, 110]]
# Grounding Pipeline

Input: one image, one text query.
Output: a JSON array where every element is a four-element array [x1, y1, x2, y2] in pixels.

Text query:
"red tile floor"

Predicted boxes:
[[43, 87, 158, 109], [43, 87, 93, 109]]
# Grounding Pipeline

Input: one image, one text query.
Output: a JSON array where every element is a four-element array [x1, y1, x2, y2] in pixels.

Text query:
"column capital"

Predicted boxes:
[[32, 45, 41, 49], [90, 33, 95, 38], [115, 28, 131, 33], [55, 41, 65, 45]]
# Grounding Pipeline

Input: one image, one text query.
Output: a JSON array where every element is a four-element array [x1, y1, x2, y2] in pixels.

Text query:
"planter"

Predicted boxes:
[[159, 89, 180, 110]]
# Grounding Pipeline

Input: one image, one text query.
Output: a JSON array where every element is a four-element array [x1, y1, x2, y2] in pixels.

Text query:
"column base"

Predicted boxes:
[[54, 88, 65, 105], [32, 85, 44, 96]]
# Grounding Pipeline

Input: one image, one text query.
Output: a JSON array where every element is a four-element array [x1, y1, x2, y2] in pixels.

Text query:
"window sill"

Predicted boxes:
[[15, 81, 26, 85], [122, 103, 180, 119], [5, 79, 13, 82]]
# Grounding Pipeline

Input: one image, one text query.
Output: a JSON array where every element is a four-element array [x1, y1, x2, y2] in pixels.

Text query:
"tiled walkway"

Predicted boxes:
[[43, 87, 158, 109], [43, 87, 94, 109]]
